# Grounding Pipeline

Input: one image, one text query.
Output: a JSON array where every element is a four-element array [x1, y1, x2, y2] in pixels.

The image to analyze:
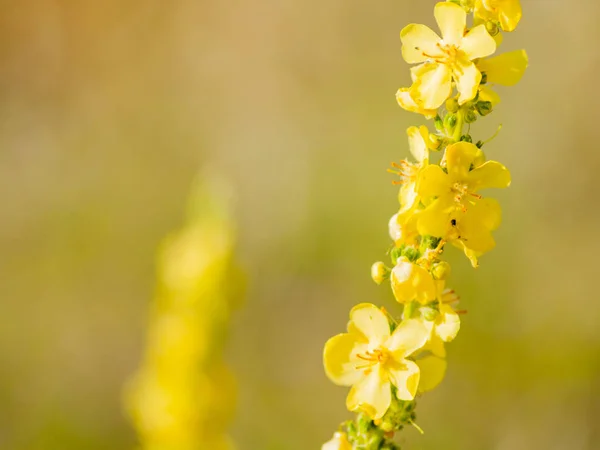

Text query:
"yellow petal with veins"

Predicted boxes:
[[410, 63, 452, 110], [346, 366, 391, 420], [386, 319, 430, 358], [460, 24, 496, 60], [454, 59, 481, 105], [348, 303, 391, 345], [389, 359, 421, 400], [434, 2, 466, 46], [396, 88, 438, 119], [478, 50, 528, 86], [400, 24, 442, 64], [323, 333, 369, 386]]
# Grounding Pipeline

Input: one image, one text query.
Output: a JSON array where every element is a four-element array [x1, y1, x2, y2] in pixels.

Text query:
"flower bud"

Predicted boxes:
[[371, 262, 390, 285], [464, 110, 478, 123], [476, 101, 493, 116], [445, 97, 459, 113], [431, 261, 451, 280], [480, 72, 488, 85], [460, 134, 472, 143], [485, 20, 500, 36], [422, 306, 438, 321], [434, 115, 443, 131], [443, 113, 457, 135]]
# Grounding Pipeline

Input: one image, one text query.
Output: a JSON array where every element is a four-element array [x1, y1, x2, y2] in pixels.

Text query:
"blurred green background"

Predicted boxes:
[[1, 0, 599, 449]]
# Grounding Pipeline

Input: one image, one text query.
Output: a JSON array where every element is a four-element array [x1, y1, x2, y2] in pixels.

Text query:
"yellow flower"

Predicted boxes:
[[474, 0, 522, 32], [390, 126, 431, 214], [477, 49, 528, 86], [415, 142, 510, 265], [390, 257, 438, 304], [323, 304, 429, 419], [400, 2, 496, 109], [322, 432, 352, 450]]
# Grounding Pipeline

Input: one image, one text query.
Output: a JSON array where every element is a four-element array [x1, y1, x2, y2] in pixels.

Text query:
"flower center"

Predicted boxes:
[[451, 182, 482, 209], [422, 43, 462, 67], [355, 348, 390, 374], [389, 160, 418, 186]]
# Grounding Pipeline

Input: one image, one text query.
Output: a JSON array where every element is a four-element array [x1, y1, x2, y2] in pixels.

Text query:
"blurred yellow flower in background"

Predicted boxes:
[[126, 174, 242, 450]]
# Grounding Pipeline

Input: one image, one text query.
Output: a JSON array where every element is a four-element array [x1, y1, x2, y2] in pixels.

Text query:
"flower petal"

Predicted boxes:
[[417, 164, 450, 200], [477, 50, 528, 86], [400, 24, 442, 64], [410, 62, 452, 110], [407, 126, 428, 163], [388, 359, 420, 401], [323, 333, 369, 386], [454, 60, 481, 105], [415, 352, 447, 393], [466, 197, 502, 231], [348, 303, 391, 345], [446, 142, 479, 179], [386, 318, 429, 357], [498, 0, 522, 32], [346, 366, 391, 419], [460, 24, 496, 60], [417, 197, 456, 238], [435, 304, 461, 342], [396, 87, 438, 119], [467, 161, 511, 191], [434, 2, 466, 46], [479, 85, 501, 106]]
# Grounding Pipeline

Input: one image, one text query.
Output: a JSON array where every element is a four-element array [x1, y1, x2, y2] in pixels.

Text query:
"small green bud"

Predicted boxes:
[[476, 100, 493, 116], [401, 246, 419, 262], [390, 245, 403, 265], [480, 72, 488, 85], [432, 261, 451, 280], [460, 134, 472, 143], [445, 97, 459, 113], [485, 20, 499, 36], [434, 115, 443, 131], [475, 140, 484, 148], [422, 306, 438, 321], [464, 110, 478, 123], [371, 261, 390, 285], [444, 113, 457, 133]]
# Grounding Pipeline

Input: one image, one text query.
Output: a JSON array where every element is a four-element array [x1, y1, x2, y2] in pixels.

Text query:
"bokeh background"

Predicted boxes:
[[1, 0, 600, 449]]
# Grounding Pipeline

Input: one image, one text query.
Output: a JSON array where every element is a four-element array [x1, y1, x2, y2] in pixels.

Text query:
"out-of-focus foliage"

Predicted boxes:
[[1, 1, 600, 450], [126, 174, 241, 450]]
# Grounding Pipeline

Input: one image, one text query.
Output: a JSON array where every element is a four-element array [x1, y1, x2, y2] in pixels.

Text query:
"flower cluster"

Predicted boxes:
[[323, 1, 526, 448], [126, 176, 242, 450]]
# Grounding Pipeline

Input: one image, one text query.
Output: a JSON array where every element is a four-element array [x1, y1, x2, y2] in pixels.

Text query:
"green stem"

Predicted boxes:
[[452, 109, 464, 142]]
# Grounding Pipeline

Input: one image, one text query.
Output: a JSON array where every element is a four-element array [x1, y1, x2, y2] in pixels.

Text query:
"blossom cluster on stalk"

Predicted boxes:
[[322, 1, 526, 448]]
